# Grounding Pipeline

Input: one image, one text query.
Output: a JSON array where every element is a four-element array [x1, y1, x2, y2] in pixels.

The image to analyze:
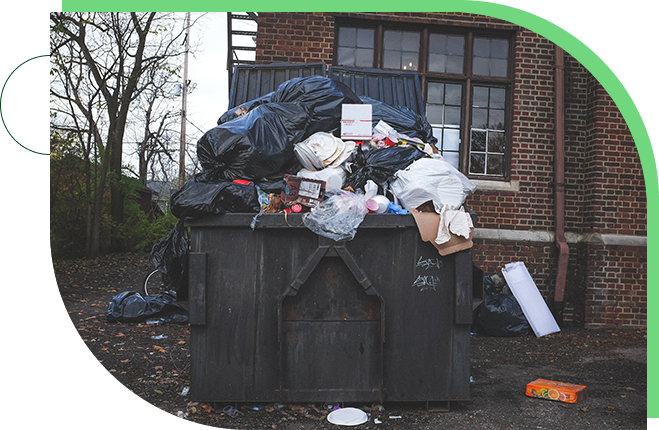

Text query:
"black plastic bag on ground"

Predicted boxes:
[[344, 144, 427, 191], [198, 102, 313, 181], [361, 96, 437, 145], [171, 180, 261, 220], [149, 220, 190, 300], [475, 275, 531, 337], [107, 291, 188, 324]]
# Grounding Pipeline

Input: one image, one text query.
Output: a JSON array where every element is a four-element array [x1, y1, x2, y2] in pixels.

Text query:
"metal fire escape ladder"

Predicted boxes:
[[227, 12, 259, 93]]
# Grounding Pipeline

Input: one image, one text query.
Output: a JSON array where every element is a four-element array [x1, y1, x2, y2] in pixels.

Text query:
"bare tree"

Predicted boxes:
[[130, 63, 181, 185], [50, 12, 192, 256]]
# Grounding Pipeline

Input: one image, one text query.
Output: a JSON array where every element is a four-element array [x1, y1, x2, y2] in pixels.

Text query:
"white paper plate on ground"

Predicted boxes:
[[327, 407, 369, 426]]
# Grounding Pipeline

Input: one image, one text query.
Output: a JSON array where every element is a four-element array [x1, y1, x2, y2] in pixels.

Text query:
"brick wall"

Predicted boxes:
[[584, 245, 647, 328], [563, 54, 590, 232], [584, 79, 646, 235], [254, 12, 647, 329], [256, 13, 335, 65]]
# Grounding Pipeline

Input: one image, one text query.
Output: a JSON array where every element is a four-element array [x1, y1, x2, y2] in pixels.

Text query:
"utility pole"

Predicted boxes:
[[178, 12, 191, 190]]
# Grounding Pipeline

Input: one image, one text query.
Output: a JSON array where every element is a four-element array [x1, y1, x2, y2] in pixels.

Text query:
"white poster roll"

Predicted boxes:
[[501, 261, 561, 338]]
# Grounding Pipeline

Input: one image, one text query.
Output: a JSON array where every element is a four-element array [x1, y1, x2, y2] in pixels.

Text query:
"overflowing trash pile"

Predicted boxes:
[[172, 75, 476, 232], [147, 75, 478, 300]]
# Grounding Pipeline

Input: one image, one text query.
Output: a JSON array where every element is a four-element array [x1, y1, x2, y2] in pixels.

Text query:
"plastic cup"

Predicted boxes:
[[372, 195, 390, 213]]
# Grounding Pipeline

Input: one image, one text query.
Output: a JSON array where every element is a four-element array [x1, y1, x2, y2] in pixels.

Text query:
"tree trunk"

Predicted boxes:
[[109, 130, 125, 253]]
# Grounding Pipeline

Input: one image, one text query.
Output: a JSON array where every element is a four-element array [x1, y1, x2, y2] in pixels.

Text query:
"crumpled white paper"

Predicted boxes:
[[435, 205, 473, 245]]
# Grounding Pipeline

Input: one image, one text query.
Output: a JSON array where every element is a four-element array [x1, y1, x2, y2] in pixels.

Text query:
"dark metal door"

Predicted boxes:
[[279, 240, 384, 402]]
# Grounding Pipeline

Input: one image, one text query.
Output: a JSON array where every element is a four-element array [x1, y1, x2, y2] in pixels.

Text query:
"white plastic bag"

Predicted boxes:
[[390, 157, 475, 211]]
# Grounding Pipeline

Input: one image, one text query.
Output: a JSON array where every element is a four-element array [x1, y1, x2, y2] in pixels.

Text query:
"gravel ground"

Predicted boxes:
[[54, 252, 647, 429]]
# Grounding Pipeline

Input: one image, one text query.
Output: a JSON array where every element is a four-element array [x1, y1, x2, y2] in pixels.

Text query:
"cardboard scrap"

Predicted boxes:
[[281, 174, 326, 208], [411, 210, 473, 256]]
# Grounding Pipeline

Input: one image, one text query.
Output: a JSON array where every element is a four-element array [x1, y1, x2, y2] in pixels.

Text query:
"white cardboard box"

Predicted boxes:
[[341, 104, 372, 140]]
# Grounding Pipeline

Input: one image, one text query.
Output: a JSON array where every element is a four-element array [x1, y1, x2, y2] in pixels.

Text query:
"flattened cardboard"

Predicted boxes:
[[411, 211, 473, 256], [281, 174, 326, 208]]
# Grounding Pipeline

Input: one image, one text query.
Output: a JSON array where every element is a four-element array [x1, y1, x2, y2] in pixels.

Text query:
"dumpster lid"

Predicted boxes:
[[328, 66, 426, 116], [228, 62, 328, 109]]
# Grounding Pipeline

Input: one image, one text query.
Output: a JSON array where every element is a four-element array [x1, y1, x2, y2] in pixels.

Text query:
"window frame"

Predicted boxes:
[[334, 19, 516, 181]]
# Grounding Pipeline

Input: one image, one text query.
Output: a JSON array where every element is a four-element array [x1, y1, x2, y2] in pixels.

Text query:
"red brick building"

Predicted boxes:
[[252, 12, 647, 328]]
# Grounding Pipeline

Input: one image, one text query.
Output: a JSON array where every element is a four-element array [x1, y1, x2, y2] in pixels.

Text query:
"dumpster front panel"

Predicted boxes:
[[187, 213, 471, 403], [280, 255, 383, 402]]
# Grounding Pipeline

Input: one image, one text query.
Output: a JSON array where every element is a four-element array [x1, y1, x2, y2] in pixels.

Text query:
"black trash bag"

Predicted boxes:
[[475, 275, 531, 337], [149, 220, 190, 300], [171, 179, 261, 220], [361, 96, 437, 145], [270, 76, 362, 139], [255, 177, 286, 194], [197, 102, 313, 181], [107, 291, 188, 324], [217, 93, 273, 125], [343, 144, 427, 191], [216, 76, 360, 139]]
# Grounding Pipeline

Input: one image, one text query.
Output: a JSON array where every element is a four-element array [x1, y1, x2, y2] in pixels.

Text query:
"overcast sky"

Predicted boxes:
[[185, 12, 231, 133], [162, 12, 257, 179]]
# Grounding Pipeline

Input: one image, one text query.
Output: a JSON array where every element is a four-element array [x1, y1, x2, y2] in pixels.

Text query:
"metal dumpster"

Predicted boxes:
[[186, 212, 473, 404]]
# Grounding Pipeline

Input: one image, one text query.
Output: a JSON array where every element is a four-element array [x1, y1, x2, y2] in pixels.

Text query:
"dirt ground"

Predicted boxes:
[[53, 252, 647, 429]]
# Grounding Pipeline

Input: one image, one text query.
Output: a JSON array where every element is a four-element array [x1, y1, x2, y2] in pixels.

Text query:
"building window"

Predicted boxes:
[[337, 27, 375, 68], [470, 86, 506, 175], [334, 20, 514, 180], [383, 30, 420, 71], [428, 34, 464, 74], [473, 37, 509, 77], [426, 82, 462, 169]]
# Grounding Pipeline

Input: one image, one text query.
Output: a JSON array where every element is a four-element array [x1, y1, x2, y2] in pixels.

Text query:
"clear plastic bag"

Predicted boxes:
[[303, 190, 369, 242]]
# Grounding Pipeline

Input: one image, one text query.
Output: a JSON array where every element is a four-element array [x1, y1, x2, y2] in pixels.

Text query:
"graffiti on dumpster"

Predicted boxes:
[[416, 256, 442, 271], [413, 256, 443, 291], [412, 275, 441, 292]]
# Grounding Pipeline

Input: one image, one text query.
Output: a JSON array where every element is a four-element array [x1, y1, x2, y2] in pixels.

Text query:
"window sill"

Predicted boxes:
[[470, 179, 519, 192]]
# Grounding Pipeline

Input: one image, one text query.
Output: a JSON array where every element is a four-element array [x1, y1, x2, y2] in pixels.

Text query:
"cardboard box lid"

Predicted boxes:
[[411, 211, 473, 256]]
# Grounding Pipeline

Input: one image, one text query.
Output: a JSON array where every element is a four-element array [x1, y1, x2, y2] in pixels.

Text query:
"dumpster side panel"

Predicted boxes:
[[346, 227, 470, 401]]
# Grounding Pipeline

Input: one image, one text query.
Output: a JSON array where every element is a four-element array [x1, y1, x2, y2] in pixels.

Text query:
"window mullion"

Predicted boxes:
[[419, 28, 429, 96], [462, 79, 472, 173], [375, 24, 383, 68], [461, 32, 474, 174]]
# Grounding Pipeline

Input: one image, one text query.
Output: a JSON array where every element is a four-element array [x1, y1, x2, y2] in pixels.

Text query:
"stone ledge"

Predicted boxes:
[[474, 228, 647, 247]]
